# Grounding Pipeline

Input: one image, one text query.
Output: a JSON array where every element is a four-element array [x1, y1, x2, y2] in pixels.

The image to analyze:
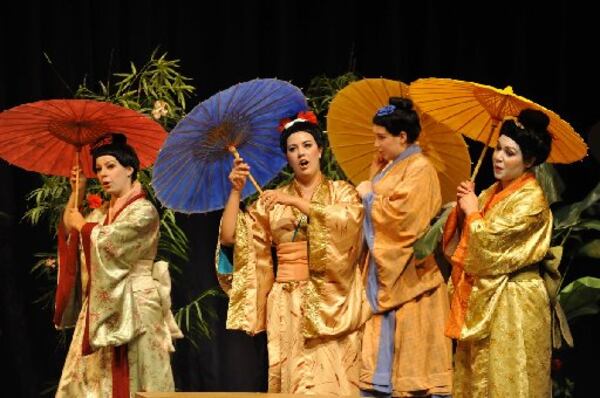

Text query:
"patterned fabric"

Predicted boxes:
[[56, 197, 181, 397], [443, 172, 552, 397], [360, 150, 453, 397], [216, 178, 371, 396]]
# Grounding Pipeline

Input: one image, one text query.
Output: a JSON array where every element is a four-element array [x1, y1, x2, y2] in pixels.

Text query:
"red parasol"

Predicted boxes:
[[0, 99, 167, 178]]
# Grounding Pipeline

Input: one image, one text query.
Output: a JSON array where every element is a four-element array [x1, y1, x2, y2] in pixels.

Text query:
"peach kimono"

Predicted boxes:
[[216, 178, 371, 396], [360, 145, 453, 397]]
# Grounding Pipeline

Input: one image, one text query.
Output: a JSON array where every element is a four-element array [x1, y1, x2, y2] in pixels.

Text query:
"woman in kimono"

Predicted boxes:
[[355, 97, 453, 397], [218, 111, 371, 396], [443, 109, 553, 397], [56, 133, 182, 397]]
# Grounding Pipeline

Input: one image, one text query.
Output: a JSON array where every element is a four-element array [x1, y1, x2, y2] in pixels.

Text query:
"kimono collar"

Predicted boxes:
[[373, 143, 422, 183], [482, 172, 536, 215], [107, 181, 145, 224]]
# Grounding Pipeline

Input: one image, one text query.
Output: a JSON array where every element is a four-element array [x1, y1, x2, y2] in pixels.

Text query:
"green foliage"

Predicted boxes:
[[413, 206, 452, 260], [534, 163, 566, 206], [173, 288, 222, 349], [559, 277, 600, 321], [23, 176, 71, 232], [75, 49, 195, 130], [306, 72, 360, 117]]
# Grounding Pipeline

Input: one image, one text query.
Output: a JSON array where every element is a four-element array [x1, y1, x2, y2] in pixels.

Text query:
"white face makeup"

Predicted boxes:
[[95, 155, 133, 197], [492, 135, 530, 187]]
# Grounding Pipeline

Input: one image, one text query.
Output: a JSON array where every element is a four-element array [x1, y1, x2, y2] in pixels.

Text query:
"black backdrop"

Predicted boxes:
[[1, 1, 599, 397]]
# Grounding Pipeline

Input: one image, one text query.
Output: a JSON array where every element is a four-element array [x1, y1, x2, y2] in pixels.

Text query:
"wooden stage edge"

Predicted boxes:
[[136, 393, 353, 398]]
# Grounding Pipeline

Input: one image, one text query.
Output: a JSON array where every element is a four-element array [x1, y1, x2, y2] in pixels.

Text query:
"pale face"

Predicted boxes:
[[492, 135, 532, 187], [95, 155, 133, 197], [373, 124, 407, 162], [285, 131, 322, 179]]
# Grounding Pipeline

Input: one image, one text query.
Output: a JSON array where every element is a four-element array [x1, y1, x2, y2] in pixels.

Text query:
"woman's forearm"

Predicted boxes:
[[289, 196, 311, 216], [220, 189, 242, 246]]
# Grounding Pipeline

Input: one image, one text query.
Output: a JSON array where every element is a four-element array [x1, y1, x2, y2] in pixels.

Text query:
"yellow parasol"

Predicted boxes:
[[326, 78, 471, 204], [409, 77, 588, 178]]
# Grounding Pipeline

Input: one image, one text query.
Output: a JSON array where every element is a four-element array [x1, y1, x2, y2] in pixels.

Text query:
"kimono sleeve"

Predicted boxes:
[[303, 181, 371, 338], [84, 201, 159, 349], [462, 187, 552, 277], [225, 198, 275, 335]]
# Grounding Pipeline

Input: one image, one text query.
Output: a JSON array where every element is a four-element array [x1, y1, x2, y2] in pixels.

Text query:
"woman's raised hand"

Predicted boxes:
[[228, 158, 250, 192], [369, 152, 388, 178], [69, 164, 87, 192], [456, 180, 478, 216]]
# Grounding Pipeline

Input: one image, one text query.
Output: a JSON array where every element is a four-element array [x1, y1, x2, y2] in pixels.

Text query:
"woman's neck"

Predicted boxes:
[[294, 171, 322, 195], [110, 182, 134, 203]]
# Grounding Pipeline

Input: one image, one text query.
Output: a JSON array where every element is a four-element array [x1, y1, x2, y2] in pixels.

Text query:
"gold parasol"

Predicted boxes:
[[326, 78, 471, 204], [409, 78, 588, 178]]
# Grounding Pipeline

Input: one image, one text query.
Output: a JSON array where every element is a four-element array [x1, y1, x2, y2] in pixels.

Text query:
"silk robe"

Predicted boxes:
[[443, 172, 552, 397], [216, 178, 371, 396], [360, 147, 453, 397], [55, 195, 181, 397]]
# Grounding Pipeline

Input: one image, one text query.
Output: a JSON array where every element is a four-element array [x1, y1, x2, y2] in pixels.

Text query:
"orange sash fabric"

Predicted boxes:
[[444, 173, 536, 338], [276, 241, 309, 282]]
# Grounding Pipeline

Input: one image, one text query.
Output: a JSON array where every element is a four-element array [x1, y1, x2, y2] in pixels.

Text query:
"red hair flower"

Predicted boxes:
[[278, 117, 292, 133], [86, 193, 103, 209], [297, 110, 317, 125]]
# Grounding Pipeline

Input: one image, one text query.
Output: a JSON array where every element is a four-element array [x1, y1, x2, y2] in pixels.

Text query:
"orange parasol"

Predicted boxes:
[[326, 78, 471, 204], [409, 78, 588, 178]]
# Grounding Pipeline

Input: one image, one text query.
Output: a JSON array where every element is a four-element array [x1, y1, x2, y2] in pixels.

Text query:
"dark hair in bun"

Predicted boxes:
[[91, 133, 140, 181], [500, 109, 552, 166], [372, 97, 421, 143]]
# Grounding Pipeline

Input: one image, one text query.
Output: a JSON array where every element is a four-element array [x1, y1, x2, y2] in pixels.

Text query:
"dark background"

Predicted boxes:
[[1, 1, 599, 397]]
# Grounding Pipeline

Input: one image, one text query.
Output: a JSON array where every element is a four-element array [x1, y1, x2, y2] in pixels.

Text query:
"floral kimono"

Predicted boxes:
[[360, 145, 453, 397], [443, 172, 553, 397], [54, 185, 182, 397], [216, 178, 371, 396]]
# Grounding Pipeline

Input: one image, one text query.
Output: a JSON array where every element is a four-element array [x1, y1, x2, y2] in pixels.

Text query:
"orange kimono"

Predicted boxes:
[[443, 172, 552, 397], [216, 178, 371, 396], [360, 145, 453, 397]]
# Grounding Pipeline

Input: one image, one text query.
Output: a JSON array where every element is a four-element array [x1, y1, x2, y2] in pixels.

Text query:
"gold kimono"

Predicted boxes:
[[216, 178, 371, 396], [360, 147, 453, 397], [55, 193, 182, 397], [443, 173, 552, 397]]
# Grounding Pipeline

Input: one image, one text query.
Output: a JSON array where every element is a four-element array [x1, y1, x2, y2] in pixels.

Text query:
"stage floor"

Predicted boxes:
[[136, 393, 350, 398]]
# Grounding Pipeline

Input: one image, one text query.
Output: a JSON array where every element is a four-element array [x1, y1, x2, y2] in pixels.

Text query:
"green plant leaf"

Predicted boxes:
[[554, 181, 600, 228], [413, 206, 453, 260], [577, 239, 600, 258], [573, 219, 600, 232], [558, 276, 600, 321], [534, 163, 565, 206]]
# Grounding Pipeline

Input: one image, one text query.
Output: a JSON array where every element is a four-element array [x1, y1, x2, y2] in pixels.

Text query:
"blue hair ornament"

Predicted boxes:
[[376, 104, 396, 117]]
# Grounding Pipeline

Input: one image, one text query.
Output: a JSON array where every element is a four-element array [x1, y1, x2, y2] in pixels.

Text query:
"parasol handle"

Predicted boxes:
[[74, 151, 80, 209], [228, 146, 263, 194], [470, 120, 500, 181]]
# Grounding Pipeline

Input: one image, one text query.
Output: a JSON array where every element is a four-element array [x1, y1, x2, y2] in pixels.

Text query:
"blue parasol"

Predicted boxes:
[[152, 78, 308, 213]]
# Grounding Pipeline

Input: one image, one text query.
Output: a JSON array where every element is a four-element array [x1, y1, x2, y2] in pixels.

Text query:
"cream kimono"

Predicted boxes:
[[54, 193, 181, 397], [443, 172, 553, 397], [360, 146, 453, 397], [216, 178, 371, 396]]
